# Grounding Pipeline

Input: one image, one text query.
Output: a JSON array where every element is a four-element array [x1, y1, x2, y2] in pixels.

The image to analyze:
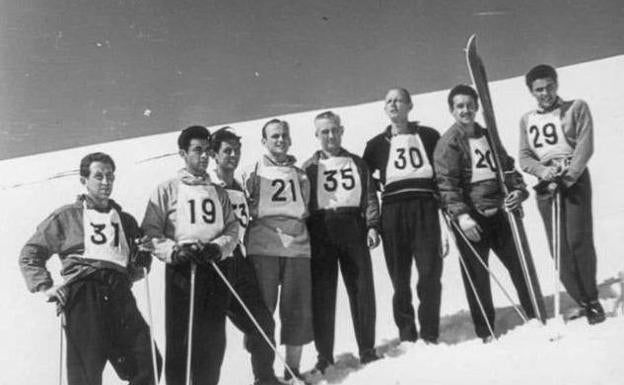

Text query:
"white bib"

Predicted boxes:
[[226, 188, 249, 245], [525, 111, 573, 161], [385, 134, 433, 184], [175, 182, 225, 243], [83, 204, 129, 267], [257, 163, 306, 218], [316, 156, 362, 209], [469, 136, 498, 184]]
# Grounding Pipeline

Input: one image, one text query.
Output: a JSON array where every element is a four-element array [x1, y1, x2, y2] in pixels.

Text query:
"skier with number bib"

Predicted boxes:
[[519, 65, 605, 325], [18, 152, 161, 385], [241, 119, 313, 384], [302, 111, 381, 373], [140, 126, 239, 385], [434, 85, 538, 342], [363, 88, 446, 344]]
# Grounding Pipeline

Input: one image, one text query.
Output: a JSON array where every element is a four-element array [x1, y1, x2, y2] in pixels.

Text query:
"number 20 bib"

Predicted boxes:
[[83, 203, 130, 267], [385, 134, 433, 185], [175, 182, 224, 243], [316, 156, 362, 209], [469, 136, 498, 184], [257, 164, 305, 218], [525, 111, 573, 161]]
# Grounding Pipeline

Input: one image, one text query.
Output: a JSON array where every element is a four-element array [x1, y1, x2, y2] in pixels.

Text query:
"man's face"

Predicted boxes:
[[81, 161, 115, 202], [315, 118, 343, 153], [451, 94, 478, 126], [213, 140, 241, 171], [384, 89, 412, 122], [262, 122, 291, 156], [180, 138, 210, 175], [530, 77, 559, 110]]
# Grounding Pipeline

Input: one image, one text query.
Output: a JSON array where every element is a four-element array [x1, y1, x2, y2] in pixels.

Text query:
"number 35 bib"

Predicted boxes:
[[525, 111, 573, 161], [316, 156, 362, 209], [257, 164, 306, 219], [385, 134, 433, 185], [175, 182, 224, 243], [83, 203, 130, 267]]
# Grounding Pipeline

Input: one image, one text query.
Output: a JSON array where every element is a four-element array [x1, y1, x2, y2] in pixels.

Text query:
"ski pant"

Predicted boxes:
[[381, 197, 443, 342], [226, 248, 277, 382], [165, 261, 229, 385], [63, 270, 162, 385], [309, 213, 376, 362], [452, 210, 536, 338], [536, 169, 599, 305]]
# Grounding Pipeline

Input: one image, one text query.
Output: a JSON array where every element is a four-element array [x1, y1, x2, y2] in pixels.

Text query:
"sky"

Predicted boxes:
[[1, 0, 623, 159]]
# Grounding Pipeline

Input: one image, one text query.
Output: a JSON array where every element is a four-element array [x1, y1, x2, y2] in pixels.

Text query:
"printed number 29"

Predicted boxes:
[[529, 123, 558, 148]]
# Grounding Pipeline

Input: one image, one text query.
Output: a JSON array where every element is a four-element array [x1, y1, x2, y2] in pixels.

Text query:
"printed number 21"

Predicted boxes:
[[272, 179, 297, 202]]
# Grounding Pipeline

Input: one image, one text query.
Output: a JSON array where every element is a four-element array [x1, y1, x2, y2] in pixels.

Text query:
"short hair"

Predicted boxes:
[[525, 64, 558, 89], [178, 125, 211, 150], [314, 110, 341, 126], [387, 88, 413, 105], [261, 118, 289, 139], [80, 152, 116, 178], [447, 84, 479, 109], [210, 126, 241, 152]]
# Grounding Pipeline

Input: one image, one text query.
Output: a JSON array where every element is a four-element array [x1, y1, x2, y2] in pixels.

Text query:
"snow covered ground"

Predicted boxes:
[[1, 55, 623, 385]]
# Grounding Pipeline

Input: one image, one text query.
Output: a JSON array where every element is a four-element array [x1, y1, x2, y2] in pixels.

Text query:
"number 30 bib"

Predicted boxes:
[[385, 134, 433, 184], [257, 164, 305, 219], [525, 111, 573, 161], [316, 156, 362, 209], [175, 182, 224, 243], [83, 203, 130, 267]]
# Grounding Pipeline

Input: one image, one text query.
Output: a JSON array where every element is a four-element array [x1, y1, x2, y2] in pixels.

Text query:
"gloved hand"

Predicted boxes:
[[171, 242, 202, 265], [132, 250, 153, 270], [200, 243, 222, 264], [458, 213, 482, 242]]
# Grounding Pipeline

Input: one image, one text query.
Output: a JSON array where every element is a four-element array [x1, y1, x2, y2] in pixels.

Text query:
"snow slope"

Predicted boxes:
[[1, 55, 623, 385]]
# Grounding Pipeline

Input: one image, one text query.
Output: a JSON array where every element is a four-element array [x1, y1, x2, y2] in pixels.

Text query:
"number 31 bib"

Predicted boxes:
[[385, 134, 433, 184], [83, 203, 130, 267], [175, 182, 225, 243], [257, 164, 306, 219], [316, 156, 362, 209]]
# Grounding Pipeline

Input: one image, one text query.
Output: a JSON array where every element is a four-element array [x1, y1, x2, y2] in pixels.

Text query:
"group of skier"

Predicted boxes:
[[18, 63, 605, 385]]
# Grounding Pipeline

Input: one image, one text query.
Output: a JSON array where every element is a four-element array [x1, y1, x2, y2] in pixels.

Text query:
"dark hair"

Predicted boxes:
[[525, 64, 558, 89], [447, 84, 479, 109], [178, 125, 211, 150], [80, 152, 116, 178], [210, 126, 241, 152], [387, 88, 413, 105], [314, 110, 341, 126], [261, 119, 289, 139]]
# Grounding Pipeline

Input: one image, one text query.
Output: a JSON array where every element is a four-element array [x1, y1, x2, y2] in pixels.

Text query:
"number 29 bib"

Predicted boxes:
[[83, 203, 130, 267], [525, 111, 573, 161], [175, 182, 225, 243], [385, 134, 433, 185], [257, 164, 306, 219], [316, 156, 362, 209]]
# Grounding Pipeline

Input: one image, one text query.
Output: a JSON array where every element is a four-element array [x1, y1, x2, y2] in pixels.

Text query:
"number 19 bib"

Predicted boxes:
[[316, 156, 362, 209], [83, 204, 130, 267], [175, 182, 224, 243], [526, 111, 573, 161], [257, 164, 305, 218], [385, 134, 433, 185], [469, 136, 498, 184]]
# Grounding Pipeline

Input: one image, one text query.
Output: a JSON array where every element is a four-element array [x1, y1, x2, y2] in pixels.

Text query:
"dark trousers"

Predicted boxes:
[[64, 270, 162, 385], [165, 262, 229, 385], [381, 198, 443, 342], [537, 169, 598, 305], [226, 249, 276, 381], [310, 215, 376, 362], [452, 211, 536, 338]]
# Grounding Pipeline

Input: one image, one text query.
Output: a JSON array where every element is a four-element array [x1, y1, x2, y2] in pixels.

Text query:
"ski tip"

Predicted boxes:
[[466, 34, 477, 50]]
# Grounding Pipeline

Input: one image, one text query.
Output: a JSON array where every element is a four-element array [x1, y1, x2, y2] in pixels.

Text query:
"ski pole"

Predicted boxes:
[[209, 260, 305, 385], [442, 212, 529, 323], [457, 249, 496, 341], [143, 267, 160, 385], [552, 191, 561, 321], [59, 314, 65, 385], [185, 263, 197, 385]]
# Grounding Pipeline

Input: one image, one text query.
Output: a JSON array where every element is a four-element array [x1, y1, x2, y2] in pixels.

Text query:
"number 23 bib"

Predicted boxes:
[[83, 203, 130, 267], [385, 134, 433, 184], [257, 164, 306, 218], [316, 156, 362, 209], [175, 182, 225, 243]]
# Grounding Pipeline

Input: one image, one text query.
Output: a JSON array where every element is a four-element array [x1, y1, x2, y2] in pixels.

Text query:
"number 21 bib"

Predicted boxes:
[[257, 164, 305, 219], [385, 134, 433, 184], [83, 203, 130, 267], [316, 156, 362, 209], [175, 182, 225, 243]]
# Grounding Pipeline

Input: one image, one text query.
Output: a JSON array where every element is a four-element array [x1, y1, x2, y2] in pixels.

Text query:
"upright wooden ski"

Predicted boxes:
[[465, 34, 547, 323]]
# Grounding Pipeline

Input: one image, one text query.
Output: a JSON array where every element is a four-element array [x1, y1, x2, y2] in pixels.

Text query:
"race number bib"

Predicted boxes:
[[525, 111, 573, 161], [175, 182, 225, 243], [257, 164, 306, 218], [469, 136, 498, 184], [226, 188, 249, 244], [83, 204, 130, 267], [385, 134, 433, 184], [316, 156, 362, 209]]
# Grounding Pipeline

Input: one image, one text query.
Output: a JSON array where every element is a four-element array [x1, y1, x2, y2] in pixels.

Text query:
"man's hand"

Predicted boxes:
[[504, 190, 524, 211], [538, 165, 559, 182], [200, 243, 222, 264], [41, 285, 68, 315], [171, 242, 202, 265], [367, 228, 381, 249], [458, 214, 482, 242]]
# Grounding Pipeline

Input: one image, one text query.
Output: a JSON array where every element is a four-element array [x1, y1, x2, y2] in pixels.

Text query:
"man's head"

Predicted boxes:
[[210, 126, 242, 172], [525, 64, 559, 110], [314, 111, 344, 155], [261, 119, 291, 158], [384, 88, 413, 123], [448, 84, 479, 127], [178, 125, 211, 176], [79, 152, 116, 205]]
